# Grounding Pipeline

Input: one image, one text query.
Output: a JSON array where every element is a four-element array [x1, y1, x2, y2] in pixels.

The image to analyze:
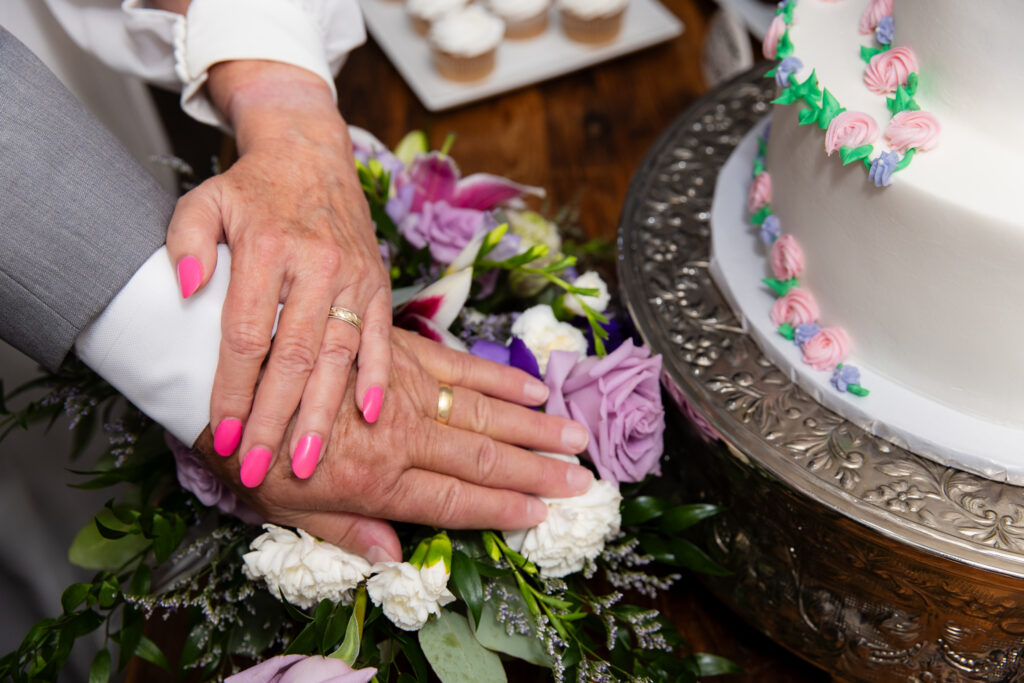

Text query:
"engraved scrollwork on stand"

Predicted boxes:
[[619, 65, 1024, 682]]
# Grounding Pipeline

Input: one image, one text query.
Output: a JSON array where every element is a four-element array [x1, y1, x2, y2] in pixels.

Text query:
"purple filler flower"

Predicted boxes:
[[875, 16, 894, 45], [400, 200, 492, 264], [794, 322, 820, 346], [760, 214, 781, 245], [869, 150, 899, 187], [544, 341, 665, 483], [165, 434, 261, 525], [831, 364, 862, 392], [226, 655, 376, 683], [775, 56, 803, 87]]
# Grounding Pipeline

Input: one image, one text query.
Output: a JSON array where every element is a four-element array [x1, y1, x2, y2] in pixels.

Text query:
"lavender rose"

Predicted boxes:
[[399, 200, 492, 264], [226, 655, 376, 683], [544, 341, 665, 483], [166, 434, 261, 525]]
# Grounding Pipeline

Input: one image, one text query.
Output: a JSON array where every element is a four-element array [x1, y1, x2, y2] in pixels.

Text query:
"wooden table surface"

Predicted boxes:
[[150, 1, 829, 679]]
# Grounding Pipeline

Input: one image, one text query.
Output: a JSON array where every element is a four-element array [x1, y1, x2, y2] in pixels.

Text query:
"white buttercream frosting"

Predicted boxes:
[[429, 6, 505, 57], [407, 0, 468, 23], [488, 0, 549, 23], [557, 0, 628, 20]]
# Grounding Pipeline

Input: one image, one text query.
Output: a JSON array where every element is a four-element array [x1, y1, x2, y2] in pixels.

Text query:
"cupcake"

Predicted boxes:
[[407, 0, 470, 35], [429, 6, 505, 82], [488, 0, 550, 40], [558, 0, 629, 44]]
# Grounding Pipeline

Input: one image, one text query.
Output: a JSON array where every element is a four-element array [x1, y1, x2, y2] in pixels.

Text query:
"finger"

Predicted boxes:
[[210, 248, 284, 458], [354, 286, 392, 423], [448, 386, 590, 455], [288, 511, 401, 564], [391, 469, 548, 530], [413, 419, 593, 498], [288, 312, 362, 479], [400, 330, 549, 406], [238, 283, 333, 484], [166, 184, 224, 299]]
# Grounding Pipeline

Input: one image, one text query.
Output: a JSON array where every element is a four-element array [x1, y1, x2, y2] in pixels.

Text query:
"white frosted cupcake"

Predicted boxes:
[[488, 0, 550, 39], [558, 0, 629, 44], [429, 6, 505, 82], [407, 0, 470, 35]]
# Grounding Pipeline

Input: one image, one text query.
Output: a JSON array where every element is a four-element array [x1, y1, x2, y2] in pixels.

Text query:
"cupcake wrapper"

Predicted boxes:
[[560, 7, 625, 44]]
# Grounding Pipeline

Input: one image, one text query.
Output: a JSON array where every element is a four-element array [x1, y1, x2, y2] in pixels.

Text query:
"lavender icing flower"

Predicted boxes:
[[868, 150, 900, 187], [775, 56, 803, 87], [794, 322, 821, 346], [831, 364, 862, 393], [760, 214, 781, 244], [875, 16, 894, 45]]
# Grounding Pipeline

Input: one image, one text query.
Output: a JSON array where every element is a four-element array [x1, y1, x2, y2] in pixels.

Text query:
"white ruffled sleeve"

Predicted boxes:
[[43, 0, 366, 129]]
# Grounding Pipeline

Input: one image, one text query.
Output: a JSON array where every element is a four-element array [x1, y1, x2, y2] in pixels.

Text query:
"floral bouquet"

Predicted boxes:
[[0, 131, 737, 682]]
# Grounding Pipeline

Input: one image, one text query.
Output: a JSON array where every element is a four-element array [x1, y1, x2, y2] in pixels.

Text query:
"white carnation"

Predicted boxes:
[[366, 561, 456, 631], [510, 304, 588, 375], [503, 480, 622, 578], [242, 524, 372, 609], [563, 271, 611, 317]]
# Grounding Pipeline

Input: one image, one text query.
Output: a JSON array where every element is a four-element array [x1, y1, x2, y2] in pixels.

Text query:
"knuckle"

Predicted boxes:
[[319, 335, 357, 370], [434, 481, 465, 527], [272, 338, 318, 377], [468, 396, 491, 433], [474, 439, 500, 484], [362, 319, 390, 343], [224, 322, 271, 361]]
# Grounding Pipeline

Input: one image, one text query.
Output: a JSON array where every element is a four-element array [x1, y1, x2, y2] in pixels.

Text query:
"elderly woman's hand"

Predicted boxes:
[[199, 329, 594, 562], [166, 60, 392, 483]]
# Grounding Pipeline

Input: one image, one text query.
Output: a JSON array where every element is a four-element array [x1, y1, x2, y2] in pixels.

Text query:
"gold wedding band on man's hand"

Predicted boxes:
[[436, 384, 454, 425], [327, 306, 363, 333]]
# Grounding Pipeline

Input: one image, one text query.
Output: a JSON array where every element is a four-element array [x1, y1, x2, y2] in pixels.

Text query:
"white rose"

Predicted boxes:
[[503, 480, 622, 578], [510, 304, 588, 375], [366, 561, 456, 631], [242, 524, 372, 609], [563, 271, 611, 317]]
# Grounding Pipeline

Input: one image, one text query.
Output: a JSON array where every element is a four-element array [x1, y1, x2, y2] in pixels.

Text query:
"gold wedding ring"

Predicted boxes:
[[436, 384, 454, 425], [327, 306, 363, 333]]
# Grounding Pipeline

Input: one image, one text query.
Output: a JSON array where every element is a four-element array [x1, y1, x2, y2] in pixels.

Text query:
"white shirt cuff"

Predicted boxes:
[[75, 245, 232, 446], [175, 0, 338, 130]]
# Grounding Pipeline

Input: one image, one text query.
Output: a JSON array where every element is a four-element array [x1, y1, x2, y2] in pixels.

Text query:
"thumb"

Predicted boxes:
[[166, 183, 225, 299], [297, 511, 402, 564]]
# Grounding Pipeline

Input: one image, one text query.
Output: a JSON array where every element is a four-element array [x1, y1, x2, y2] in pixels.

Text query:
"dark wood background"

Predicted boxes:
[[150, 0, 829, 679]]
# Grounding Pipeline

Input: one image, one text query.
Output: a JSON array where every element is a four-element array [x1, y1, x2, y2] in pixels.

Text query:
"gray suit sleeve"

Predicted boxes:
[[0, 27, 175, 371]]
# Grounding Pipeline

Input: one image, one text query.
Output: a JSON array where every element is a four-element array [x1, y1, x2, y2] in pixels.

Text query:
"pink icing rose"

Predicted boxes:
[[801, 327, 850, 371], [762, 15, 787, 60], [747, 172, 772, 213], [859, 0, 893, 34], [863, 47, 918, 95], [824, 111, 879, 155], [770, 288, 820, 327], [885, 110, 941, 153], [770, 234, 805, 281]]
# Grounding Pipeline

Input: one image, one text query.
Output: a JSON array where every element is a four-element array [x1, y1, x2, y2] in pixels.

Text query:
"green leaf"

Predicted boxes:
[[659, 504, 724, 535], [860, 45, 886, 63], [128, 564, 151, 596], [683, 652, 743, 677], [61, 583, 91, 613], [797, 105, 819, 127], [321, 603, 351, 654], [133, 635, 169, 671], [450, 551, 483, 628], [762, 277, 799, 297], [777, 322, 795, 340], [775, 30, 794, 59], [88, 648, 110, 683], [672, 539, 731, 576], [94, 517, 128, 540], [69, 510, 149, 570], [848, 384, 871, 397], [419, 610, 507, 683], [117, 608, 143, 670], [818, 89, 845, 129], [394, 130, 428, 164], [330, 586, 366, 664], [474, 599, 551, 668], [839, 144, 873, 166], [620, 496, 670, 526], [476, 224, 509, 261], [749, 205, 772, 226]]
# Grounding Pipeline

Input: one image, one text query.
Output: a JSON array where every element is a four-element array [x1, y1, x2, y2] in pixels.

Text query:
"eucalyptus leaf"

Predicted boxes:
[[88, 648, 110, 683], [68, 509, 149, 571], [474, 600, 551, 668], [133, 635, 170, 671], [61, 583, 91, 614], [418, 610, 506, 683]]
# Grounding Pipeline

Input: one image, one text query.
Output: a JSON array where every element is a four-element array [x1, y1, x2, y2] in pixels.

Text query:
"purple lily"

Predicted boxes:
[[398, 152, 545, 214]]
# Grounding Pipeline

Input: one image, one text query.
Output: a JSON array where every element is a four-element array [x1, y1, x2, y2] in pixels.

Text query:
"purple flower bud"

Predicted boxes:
[[794, 322, 820, 346], [875, 16, 894, 46], [760, 214, 781, 244], [775, 56, 803, 87], [869, 150, 900, 187], [831, 364, 861, 392]]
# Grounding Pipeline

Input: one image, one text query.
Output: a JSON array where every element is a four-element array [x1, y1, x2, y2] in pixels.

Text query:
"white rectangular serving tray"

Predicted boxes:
[[358, 0, 684, 111]]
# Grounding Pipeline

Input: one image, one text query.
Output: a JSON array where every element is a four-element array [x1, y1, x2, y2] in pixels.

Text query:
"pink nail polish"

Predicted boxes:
[[213, 418, 242, 456], [240, 447, 272, 488], [177, 256, 202, 299], [292, 434, 322, 479], [362, 386, 383, 424]]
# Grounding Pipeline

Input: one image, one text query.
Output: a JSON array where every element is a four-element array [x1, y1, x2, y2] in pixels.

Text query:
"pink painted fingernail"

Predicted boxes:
[[362, 386, 383, 424], [177, 256, 202, 299], [240, 447, 272, 488], [292, 434, 322, 479], [213, 418, 242, 456]]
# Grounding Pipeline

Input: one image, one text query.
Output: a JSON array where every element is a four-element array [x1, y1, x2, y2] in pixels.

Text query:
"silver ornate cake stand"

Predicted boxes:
[[618, 65, 1024, 682]]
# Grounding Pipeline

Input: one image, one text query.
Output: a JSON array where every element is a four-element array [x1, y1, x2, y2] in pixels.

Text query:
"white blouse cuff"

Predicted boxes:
[[175, 0, 337, 130]]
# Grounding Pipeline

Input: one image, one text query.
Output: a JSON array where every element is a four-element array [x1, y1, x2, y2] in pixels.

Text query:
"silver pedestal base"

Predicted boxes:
[[618, 65, 1024, 682]]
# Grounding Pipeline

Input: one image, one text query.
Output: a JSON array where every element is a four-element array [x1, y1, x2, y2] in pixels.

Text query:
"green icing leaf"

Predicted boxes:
[[777, 322, 795, 340], [859, 45, 887, 64], [777, 2, 795, 24], [772, 89, 799, 106], [817, 89, 845, 129], [419, 610, 507, 683], [797, 105, 819, 127], [907, 72, 919, 95], [750, 205, 772, 226], [762, 277, 799, 297], [790, 70, 822, 107], [848, 384, 871, 397], [895, 147, 916, 172], [757, 136, 767, 158], [776, 30, 795, 59], [839, 144, 873, 166], [887, 84, 921, 115], [752, 157, 765, 177]]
